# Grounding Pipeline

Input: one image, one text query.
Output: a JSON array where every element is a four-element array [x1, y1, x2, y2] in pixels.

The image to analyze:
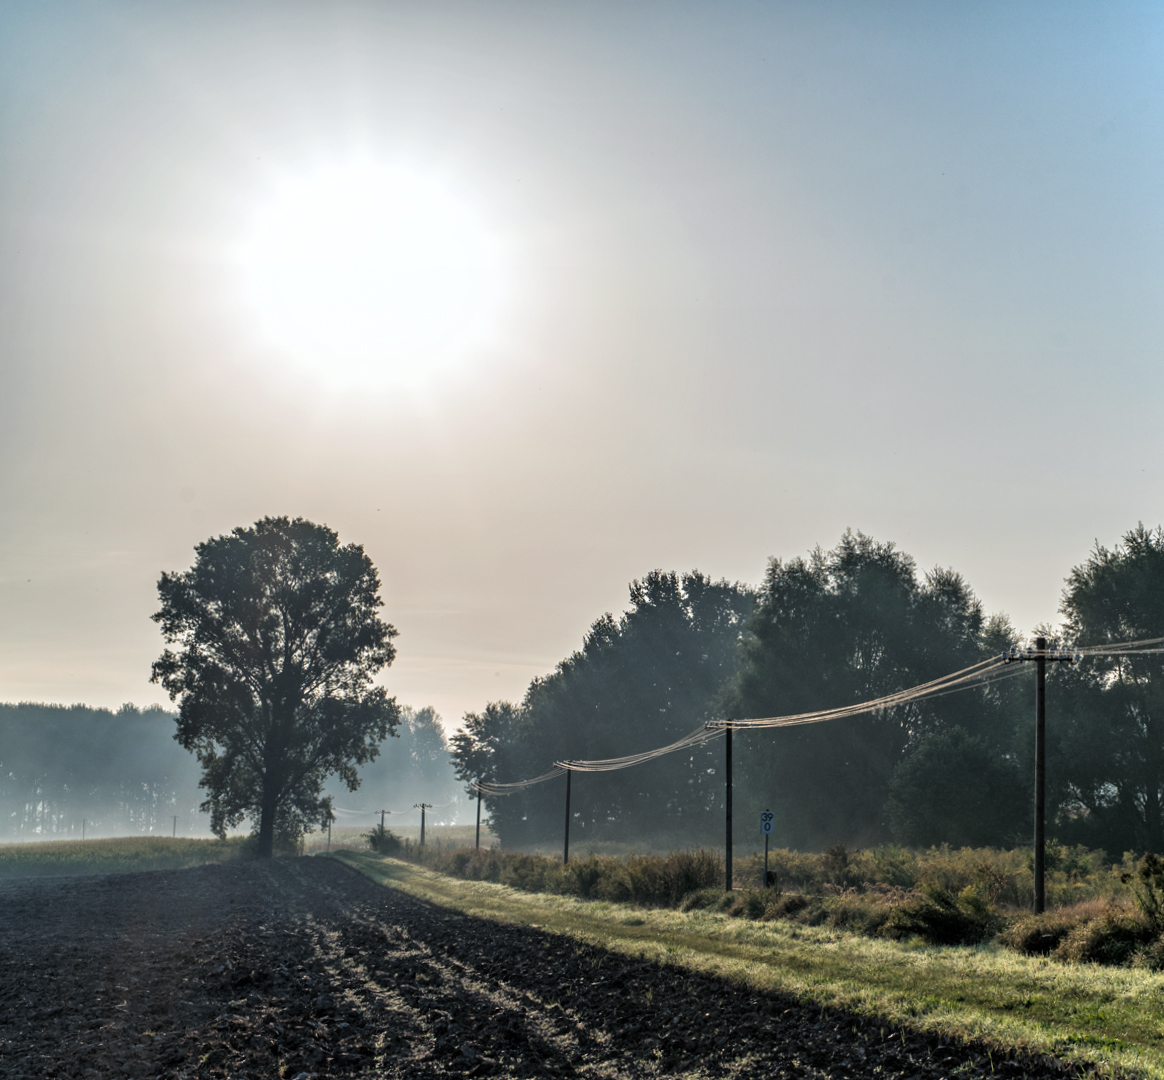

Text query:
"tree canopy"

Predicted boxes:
[[151, 516, 399, 856], [451, 570, 753, 847], [723, 530, 1023, 849], [1052, 524, 1164, 853]]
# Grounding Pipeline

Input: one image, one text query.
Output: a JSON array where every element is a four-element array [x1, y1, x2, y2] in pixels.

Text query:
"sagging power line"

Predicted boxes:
[[467, 637, 1164, 898]]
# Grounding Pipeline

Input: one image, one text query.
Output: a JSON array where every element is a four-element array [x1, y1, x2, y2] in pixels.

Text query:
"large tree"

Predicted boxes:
[[151, 516, 400, 857], [450, 570, 753, 848], [1053, 524, 1164, 853], [724, 530, 1019, 849]]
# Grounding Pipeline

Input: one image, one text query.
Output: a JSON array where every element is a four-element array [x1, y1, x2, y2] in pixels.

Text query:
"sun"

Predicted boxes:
[[238, 160, 507, 383]]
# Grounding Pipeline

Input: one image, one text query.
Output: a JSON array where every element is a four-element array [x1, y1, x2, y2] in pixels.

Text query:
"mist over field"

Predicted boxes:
[[0, 701, 463, 842]]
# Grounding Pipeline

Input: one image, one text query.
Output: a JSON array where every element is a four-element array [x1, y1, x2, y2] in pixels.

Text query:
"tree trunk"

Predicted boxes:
[[257, 794, 277, 858]]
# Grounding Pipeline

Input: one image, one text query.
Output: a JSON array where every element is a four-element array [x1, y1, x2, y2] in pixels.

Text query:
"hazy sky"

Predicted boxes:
[[2, 2, 1162, 727]]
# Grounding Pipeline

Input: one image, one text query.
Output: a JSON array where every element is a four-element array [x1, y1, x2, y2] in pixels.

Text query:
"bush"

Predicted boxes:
[[365, 824, 402, 855], [680, 887, 724, 912], [879, 885, 995, 946], [1000, 912, 1081, 956], [1122, 853, 1164, 930], [1054, 913, 1153, 966]]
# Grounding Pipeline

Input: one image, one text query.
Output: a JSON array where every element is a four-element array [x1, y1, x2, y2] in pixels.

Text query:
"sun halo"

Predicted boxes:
[[238, 161, 507, 384]]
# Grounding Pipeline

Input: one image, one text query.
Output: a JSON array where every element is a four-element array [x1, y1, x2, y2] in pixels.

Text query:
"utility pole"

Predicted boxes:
[[415, 803, 432, 846], [172, 815, 177, 838], [380, 809, 387, 833], [1003, 637, 1077, 913], [327, 820, 331, 853], [725, 728, 733, 892], [475, 788, 482, 850], [563, 767, 573, 865]]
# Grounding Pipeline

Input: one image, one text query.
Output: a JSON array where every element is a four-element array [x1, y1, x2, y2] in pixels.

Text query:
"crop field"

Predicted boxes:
[[341, 851, 1164, 1078], [0, 835, 247, 878], [0, 854, 1095, 1080]]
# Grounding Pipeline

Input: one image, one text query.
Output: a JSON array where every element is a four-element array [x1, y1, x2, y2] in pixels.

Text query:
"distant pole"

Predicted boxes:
[[415, 803, 432, 846], [380, 809, 386, 833], [475, 789, 482, 850], [725, 728, 733, 891], [82, 818, 86, 842], [563, 768, 572, 865], [1034, 636, 1047, 914], [172, 815, 177, 838], [327, 820, 332, 853]]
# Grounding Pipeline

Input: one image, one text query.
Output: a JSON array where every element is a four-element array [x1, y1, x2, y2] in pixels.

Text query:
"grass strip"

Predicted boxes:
[[336, 850, 1164, 1079], [0, 836, 246, 877]]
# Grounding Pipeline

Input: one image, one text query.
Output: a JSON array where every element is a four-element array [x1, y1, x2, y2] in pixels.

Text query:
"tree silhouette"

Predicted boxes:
[[151, 516, 399, 857]]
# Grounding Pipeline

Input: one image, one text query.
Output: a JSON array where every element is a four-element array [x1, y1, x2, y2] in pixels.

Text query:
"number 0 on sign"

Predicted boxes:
[[760, 810, 774, 835]]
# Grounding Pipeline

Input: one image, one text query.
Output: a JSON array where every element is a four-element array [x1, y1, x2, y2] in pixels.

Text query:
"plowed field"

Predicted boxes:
[[0, 858, 1082, 1079]]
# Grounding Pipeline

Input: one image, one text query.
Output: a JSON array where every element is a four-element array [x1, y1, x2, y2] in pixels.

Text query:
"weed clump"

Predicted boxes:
[[370, 839, 1164, 969], [999, 911, 1081, 955], [391, 844, 722, 906]]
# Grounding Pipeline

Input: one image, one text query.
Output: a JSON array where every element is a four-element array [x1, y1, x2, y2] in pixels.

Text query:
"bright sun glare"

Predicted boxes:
[[239, 161, 507, 382]]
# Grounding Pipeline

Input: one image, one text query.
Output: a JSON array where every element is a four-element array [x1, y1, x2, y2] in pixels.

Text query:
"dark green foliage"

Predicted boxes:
[[724, 530, 1023, 851], [1121, 852, 1164, 930], [886, 727, 1026, 847], [1054, 524, 1164, 854], [152, 517, 400, 857], [451, 570, 753, 847], [364, 823, 403, 854]]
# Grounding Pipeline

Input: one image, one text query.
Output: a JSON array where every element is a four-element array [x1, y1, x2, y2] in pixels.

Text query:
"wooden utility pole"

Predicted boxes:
[[415, 803, 432, 846], [172, 815, 177, 838], [563, 768, 572, 865], [1003, 637, 1076, 913], [1034, 637, 1047, 914], [475, 788, 482, 850], [725, 728, 733, 891]]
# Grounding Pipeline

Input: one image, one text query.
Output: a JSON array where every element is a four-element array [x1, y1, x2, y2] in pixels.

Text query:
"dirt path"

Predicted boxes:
[[0, 858, 1081, 1079]]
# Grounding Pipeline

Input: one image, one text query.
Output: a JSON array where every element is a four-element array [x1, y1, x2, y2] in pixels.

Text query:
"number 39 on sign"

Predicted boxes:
[[760, 810, 774, 835]]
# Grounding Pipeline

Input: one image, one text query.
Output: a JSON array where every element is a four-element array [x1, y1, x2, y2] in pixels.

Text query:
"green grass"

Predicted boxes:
[[0, 836, 248, 877], [336, 850, 1164, 1079]]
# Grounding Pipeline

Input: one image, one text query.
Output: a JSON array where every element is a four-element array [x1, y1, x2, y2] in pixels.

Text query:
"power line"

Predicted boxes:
[[468, 637, 1164, 792]]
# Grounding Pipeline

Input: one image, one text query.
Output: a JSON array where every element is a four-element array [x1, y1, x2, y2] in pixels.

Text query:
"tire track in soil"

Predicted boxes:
[[0, 858, 1087, 1080]]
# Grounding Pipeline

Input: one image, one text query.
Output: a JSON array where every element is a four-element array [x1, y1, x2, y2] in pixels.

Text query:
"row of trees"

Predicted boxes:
[[0, 702, 202, 838], [0, 700, 459, 841], [125, 514, 1164, 858], [451, 526, 1164, 857]]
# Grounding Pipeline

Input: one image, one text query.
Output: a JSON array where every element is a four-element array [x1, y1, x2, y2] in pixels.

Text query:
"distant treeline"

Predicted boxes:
[[0, 702, 461, 840], [0, 702, 200, 838], [451, 526, 1164, 857]]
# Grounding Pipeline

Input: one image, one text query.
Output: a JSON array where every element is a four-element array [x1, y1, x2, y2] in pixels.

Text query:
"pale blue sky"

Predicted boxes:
[[1, 2, 1161, 725]]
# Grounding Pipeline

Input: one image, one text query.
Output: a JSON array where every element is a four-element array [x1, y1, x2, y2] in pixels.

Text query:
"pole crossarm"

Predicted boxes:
[[1002, 647, 1080, 664]]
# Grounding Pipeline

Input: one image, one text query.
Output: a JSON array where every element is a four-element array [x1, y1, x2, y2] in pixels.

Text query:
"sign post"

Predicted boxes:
[[760, 809, 774, 889]]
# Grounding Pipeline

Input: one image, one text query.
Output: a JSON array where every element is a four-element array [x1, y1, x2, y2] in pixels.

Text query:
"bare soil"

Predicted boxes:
[[0, 858, 1085, 1079]]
